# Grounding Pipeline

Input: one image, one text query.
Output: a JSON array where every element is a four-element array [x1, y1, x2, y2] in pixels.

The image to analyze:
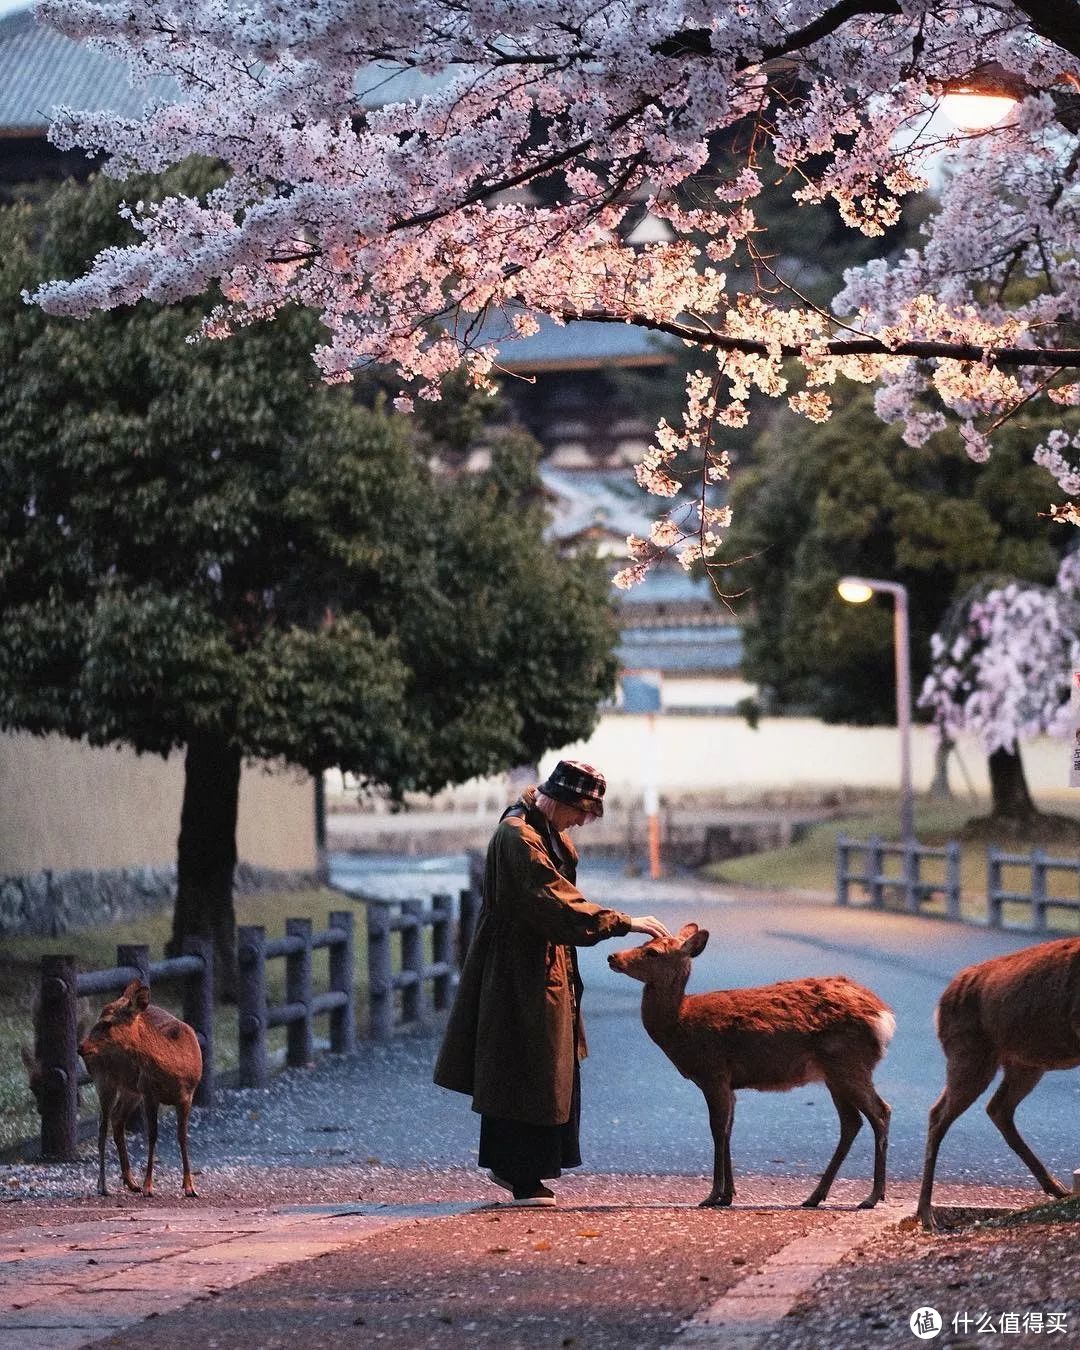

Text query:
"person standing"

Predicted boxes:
[[434, 759, 669, 1206]]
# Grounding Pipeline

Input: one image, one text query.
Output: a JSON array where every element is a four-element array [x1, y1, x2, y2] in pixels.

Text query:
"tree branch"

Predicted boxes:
[[572, 310, 1080, 368]]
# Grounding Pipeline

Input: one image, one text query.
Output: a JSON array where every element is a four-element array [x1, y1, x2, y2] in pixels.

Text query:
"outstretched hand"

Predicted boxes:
[[627, 915, 670, 940]]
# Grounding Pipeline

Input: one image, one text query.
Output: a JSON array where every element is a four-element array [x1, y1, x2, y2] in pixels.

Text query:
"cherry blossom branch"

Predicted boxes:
[[571, 312, 1080, 369]]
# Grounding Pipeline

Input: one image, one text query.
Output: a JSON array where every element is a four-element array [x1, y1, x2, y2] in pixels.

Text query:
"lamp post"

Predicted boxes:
[[837, 576, 914, 843]]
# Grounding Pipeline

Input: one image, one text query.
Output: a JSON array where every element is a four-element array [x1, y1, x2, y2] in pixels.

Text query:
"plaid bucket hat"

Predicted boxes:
[[538, 759, 606, 818]]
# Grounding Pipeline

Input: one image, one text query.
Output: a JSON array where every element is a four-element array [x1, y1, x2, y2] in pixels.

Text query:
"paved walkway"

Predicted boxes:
[[0, 1181, 932, 1349]]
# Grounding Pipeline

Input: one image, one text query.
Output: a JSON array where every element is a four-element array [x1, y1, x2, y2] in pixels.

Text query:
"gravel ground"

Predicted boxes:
[[757, 1201, 1080, 1350]]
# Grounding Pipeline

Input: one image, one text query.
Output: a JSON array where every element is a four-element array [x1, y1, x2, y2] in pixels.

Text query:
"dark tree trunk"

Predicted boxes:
[[928, 737, 953, 801], [987, 746, 1037, 822], [169, 730, 242, 999]]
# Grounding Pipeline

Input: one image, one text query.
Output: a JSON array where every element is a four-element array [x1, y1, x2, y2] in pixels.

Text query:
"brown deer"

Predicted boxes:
[[79, 981, 203, 1197], [608, 925, 894, 1208], [916, 936, 1080, 1231]]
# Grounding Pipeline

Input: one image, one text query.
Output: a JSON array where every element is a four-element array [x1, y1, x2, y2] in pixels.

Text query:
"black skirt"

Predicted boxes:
[[477, 1063, 581, 1183]]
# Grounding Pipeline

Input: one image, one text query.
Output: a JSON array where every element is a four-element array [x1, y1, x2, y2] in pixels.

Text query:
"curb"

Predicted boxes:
[[667, 1204, 910, 1348]]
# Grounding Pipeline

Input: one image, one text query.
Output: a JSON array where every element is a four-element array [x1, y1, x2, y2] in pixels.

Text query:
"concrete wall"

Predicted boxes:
[[0, 732, 318, 875], [542, 715, 1073, 802], [328, 713, 1076, 811]]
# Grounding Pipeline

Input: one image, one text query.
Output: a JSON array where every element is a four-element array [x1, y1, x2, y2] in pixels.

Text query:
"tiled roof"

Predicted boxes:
[[618, 624, 743, 674], [0, 6, 455, 132], [494, 315, 672, 371], [0, 7, 176, 129]]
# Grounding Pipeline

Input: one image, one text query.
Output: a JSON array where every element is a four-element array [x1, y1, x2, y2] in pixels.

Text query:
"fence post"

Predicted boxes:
[[367, 902, 394, 1041], [836, 835, 850, 906], [868, 836, 884, 908], [458, 886, 479, 967], [904, 840, 920, 914], [401, 900, 424, 1025], [987, 848, 1003, 928], [181, 936, 215, 1110], [328, 910, 356, 1055], [117, 943, 150, 986], [945, 841, 962, 920], [37, 955, 79, 1162], [286, 917, 314, 1068], [1030, 849, 1049, 933], [237, 925, 268, 1088], [431, 893, 453, 1012]]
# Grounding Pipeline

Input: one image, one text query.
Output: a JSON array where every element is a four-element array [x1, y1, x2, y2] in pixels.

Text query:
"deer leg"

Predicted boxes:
[[699, 1081, 735, 1207], [95, 1083, 115, 1196], [142, 1097, 160, 1196], [113, 1098, 141, 1193], [852, 1083, 891, 1209], [802, 1086, 862, 1208], [986, 1064, 1069, 1198], [177, 1095, 198, 1198], [916, 1043, 997, 1231]]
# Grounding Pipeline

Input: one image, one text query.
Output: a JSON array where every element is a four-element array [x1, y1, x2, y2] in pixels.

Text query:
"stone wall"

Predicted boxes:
[[0, 861, 325, 937]]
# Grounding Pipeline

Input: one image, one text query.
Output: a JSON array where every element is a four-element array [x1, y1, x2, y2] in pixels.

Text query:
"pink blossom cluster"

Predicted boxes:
[[22, 0, 1080, 579], [919, 556, 1080, 754]]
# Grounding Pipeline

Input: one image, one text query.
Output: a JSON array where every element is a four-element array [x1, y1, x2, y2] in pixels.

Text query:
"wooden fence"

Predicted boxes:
[[838, 837, 1080, 932], [365, 888, 479, 1040], [987, 847, 1080, 931], [236, 910, 356, 1088], [836, 834, 961, 917]]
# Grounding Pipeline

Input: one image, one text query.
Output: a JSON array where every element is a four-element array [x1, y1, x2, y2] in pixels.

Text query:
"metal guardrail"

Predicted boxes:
[[987, 847, 1080, 931], [836, 834, 961, 918], [236, 910, 356, 1088], [33, 937, 214, 1162]]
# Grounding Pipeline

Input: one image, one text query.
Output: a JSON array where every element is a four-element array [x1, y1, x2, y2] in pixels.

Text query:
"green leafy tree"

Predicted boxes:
[[0, 168, 618, 992], [724, 384, 1072, 733]]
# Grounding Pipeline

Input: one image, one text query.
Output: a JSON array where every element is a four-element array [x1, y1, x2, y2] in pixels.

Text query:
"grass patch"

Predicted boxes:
[[702, 795, 1080, 932], [0, 887, 369, 1154]]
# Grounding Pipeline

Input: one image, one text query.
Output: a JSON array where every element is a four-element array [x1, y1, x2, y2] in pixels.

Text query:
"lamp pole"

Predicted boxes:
[[837, 577, 914, 843]]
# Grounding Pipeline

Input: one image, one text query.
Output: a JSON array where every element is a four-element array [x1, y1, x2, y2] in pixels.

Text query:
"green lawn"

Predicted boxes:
[[0, 887, 370, 1154], [702, 795, 1080, 933]]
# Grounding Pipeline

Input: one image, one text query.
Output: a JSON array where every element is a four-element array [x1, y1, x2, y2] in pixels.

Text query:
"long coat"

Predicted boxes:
[[433, 790, 632, 1125]]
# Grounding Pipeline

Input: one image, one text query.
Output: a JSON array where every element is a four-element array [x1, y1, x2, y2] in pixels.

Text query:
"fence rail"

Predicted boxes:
[[987, 847, 1080, 931], [366, 892, 462, 1039], [34, 937, 214, 1162], [836, 834, 961, 918], [236, 910, 355, 1088]]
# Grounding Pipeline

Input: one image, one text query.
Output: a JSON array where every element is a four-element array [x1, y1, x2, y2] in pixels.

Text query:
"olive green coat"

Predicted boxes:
[[433, 792, 633, 1125]]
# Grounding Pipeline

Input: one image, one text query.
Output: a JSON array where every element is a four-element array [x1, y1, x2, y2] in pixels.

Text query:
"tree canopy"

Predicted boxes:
[[724, 384, 1071, 723], [1, 165, 618, 981], [26, 0, 1080, 574]]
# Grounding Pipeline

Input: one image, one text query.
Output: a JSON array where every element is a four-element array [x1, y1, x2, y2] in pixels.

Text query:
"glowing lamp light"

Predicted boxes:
[[939, 63, 1023, 131], [837, 578, 875, 604], [940, 88, 1018, 131]]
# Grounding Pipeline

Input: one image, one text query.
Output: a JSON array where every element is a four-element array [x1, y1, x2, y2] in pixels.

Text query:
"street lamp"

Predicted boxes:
[[837, 576, 914, 843]]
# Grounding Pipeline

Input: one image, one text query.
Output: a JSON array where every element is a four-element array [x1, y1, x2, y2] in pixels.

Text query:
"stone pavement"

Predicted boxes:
[[1, 1172, 1060, 1349]]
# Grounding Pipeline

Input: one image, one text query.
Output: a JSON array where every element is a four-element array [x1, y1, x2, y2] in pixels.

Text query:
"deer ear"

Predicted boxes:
[[676, 923, 699, 941], [681, 928, 709, 957], [121, 979, 142, 1001], [132, 984, 151, 1010]]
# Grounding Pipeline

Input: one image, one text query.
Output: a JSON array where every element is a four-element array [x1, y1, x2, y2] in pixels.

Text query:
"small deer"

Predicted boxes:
[[917, 936, 1080, 1231], [79, 981, 203, 1198], [608, 925, 894, 1208]]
